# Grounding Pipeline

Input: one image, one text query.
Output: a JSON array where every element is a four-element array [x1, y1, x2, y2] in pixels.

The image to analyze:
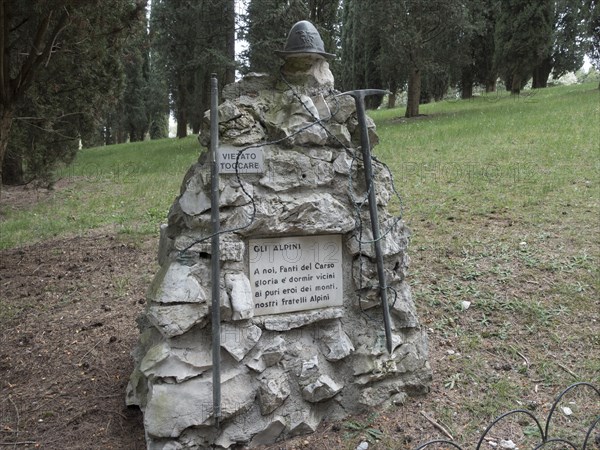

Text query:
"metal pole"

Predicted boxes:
[[339, 89, 393, 354], [209, 73, 221, 427]]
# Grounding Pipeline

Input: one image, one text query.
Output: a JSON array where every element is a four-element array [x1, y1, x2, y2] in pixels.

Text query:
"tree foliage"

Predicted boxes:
[[244, 0, 339, 76], [151, 0, 235, 138], [457, 0, 498, 98], [339, 0, 385, 108], [584, 0, 600, 75], [0, 0, 144, 190], [531, 0, 588, 88], [345, 0, 467, 116], [494, 0, 553, 94], [99, 7, 170, 146]]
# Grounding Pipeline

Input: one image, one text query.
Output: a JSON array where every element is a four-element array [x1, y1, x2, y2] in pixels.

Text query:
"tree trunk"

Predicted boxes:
[[532, 57, 552, 88], [224, 0, 236, 86], [405, 68, 421, 118], [461, 83, 473, 99], [116, 128, 128, 144], [365, 94, 383, 110], [511, 74, 522, 95], [461, 69, 474, 99], [387, 80, 398, 109], [485, 79, 497, 93], [387, 92, 397, 108], [129, 126, 139, 142], [176, 109, 187, 138], [2, 151, 24, 185], [104, 122, 112, 146], [0, 107, 15, 199]]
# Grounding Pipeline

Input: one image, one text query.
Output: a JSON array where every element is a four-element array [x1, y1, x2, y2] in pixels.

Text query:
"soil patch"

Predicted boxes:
[[0, 233, 154, 449], [0, 179, 78, 220]]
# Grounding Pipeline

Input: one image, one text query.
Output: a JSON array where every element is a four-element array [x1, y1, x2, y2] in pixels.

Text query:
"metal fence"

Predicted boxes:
[[415, 382, 600, 450]]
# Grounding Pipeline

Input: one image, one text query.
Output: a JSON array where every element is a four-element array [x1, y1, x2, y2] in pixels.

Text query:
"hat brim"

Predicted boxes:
[[275, 50, 336, 60]]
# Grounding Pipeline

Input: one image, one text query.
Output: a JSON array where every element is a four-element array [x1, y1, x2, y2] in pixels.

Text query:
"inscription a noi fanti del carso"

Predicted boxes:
[[249, 235, 343, 316]]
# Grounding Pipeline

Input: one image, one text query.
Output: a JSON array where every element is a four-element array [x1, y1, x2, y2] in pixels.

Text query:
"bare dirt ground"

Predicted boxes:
[[0, 232, 151, 449], [1, 185, 598, 450]]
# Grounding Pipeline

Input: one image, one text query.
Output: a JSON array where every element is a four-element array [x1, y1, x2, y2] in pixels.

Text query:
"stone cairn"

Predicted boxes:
[[127, 21, 431, 450]]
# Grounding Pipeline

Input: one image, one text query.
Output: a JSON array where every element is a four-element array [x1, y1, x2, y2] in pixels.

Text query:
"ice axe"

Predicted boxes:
[[337, 89, 394, 354]]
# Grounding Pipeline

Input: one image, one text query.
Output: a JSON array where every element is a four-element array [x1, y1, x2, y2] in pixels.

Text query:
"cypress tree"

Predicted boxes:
[[584, 0, 599, 88], [244, 0, 308, 74], [494, 0, 553, 94], [0, 0, 142, 190], [457, 0, 499, 98], [244, 0, 339, 76], [532, 0, 588, 88], [385, 0, 466, 117], [340, 0, 391, 108], [152, 0, 235, 138]]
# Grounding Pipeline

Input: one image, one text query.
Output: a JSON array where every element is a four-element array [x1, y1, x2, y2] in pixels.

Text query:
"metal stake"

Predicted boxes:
[[338, 89, 393, 354], [209, 73, 221, 427]]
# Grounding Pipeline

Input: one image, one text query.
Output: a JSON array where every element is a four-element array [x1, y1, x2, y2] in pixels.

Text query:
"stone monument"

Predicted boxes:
[[127, 20, 431, 449]]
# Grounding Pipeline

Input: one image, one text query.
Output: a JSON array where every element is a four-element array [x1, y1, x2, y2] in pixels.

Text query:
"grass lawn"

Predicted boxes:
[[0, 136, 200, 249], [369, 83, 599, 441]]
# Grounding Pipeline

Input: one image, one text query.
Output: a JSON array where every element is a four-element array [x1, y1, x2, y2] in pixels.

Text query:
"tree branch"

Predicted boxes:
[[16, 7, 70, 99], [0, 1, 8, 104], [16, 11, 53, 91], [45, 19, 69, 67], [422, 19, 443, 45]]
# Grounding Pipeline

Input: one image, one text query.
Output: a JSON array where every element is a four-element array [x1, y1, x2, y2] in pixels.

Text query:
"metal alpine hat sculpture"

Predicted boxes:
[[275, 20, 336, 59]]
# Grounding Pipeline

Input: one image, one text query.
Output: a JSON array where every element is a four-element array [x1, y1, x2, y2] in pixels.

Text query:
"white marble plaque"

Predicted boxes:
[[249, 235, 343, 316], [218, 146, 264, 174]]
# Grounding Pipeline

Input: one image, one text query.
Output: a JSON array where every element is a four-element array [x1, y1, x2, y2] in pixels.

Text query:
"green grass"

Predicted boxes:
[[0, 136, 200, 249], [368, 82, 599, 440], [372, 83, 599, 227]]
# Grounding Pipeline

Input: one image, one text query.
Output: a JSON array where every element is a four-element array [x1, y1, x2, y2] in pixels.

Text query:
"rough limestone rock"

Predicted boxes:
[[301, 374, 343, 403], [317, 320, 355, 361], [144, 369, 255, 438], [225, 273, 254, 320], [257, 371, 291, 414], [259, 149, 335, 191], [245, 335, 286, 373], [129, 50, 431, 449], [221, 322, 262, 362], [140, 342, 211, 382], [146, 303, 209, 338], [147, 261, 205, 304], [250, 417, 286, 446], [260, 308, 344, 331]]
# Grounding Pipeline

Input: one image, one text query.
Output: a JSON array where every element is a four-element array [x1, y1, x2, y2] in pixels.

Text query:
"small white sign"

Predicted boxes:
[[249, 235, 343, 316], [218, 146, 264, 174]]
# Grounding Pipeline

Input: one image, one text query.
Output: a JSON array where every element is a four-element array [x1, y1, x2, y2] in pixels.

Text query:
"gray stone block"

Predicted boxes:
[[257, 371, 291, 415], [147, 261, 205, 304], [147, 302, 209, 338], [317, 320, 355, 361], [225, 273, 254, 320], [144, 368, 255, 438], [302, 374, 343, 403], [250, 416, 286, 446], [221, 322, 262, 362], [260, 308, 344, 331]]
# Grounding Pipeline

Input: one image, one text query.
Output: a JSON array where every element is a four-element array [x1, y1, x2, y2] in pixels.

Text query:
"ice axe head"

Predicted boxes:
[[336, 89, 390, 152], [336, 89, 390, 102]]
